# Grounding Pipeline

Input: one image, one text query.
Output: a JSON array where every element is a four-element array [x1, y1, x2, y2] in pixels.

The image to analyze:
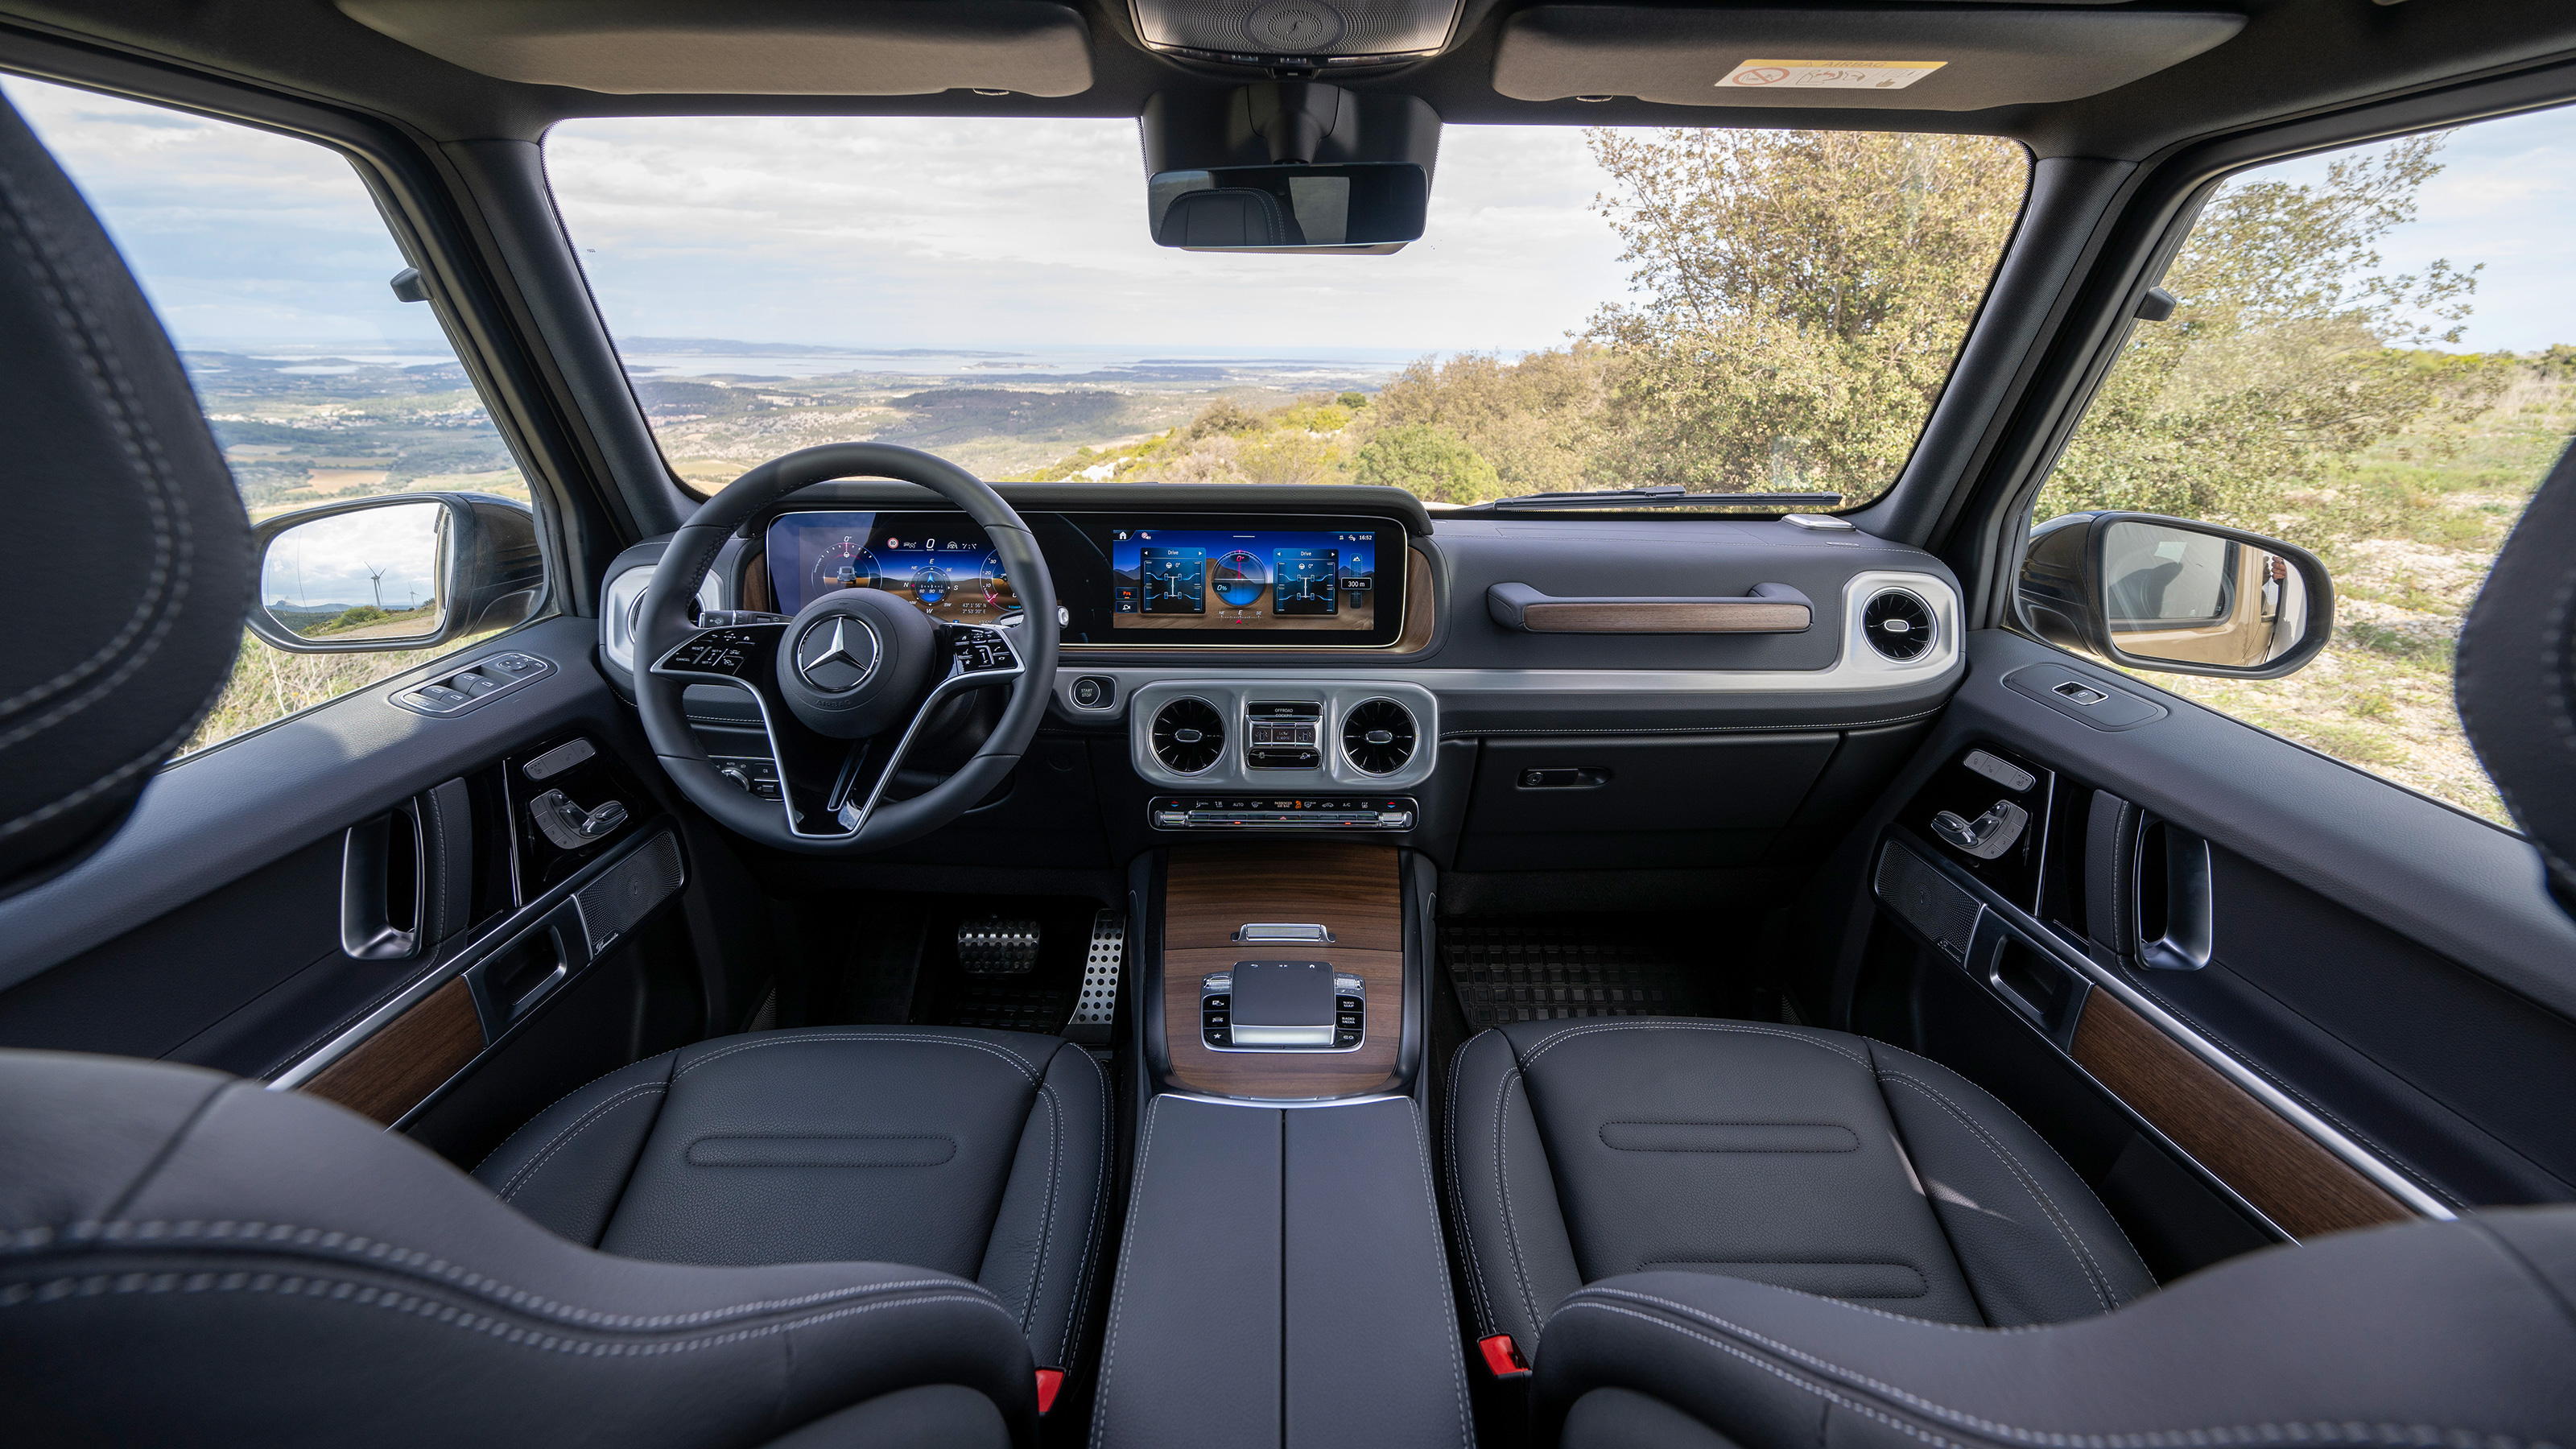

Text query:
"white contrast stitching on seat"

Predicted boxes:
[[674, 1032, 1042, 1084], [0, 1271, 1018, 1358], [1556, 1289, 2557, 1449], [1445, 1032, 1498, 1335], [0, 1217, 980, 1330], [1402, 1098, 1479, 1449], [1058, 1046, 1112, 1369], [1496, 1066, 1543, 1337], [1875, 1066, 2119, 1314], [1017, 1081, 1063, 1341], [473, 1055, 678, 1178], [494, 1084, 668, 1207], [1521, 1020, 1873, 1071]]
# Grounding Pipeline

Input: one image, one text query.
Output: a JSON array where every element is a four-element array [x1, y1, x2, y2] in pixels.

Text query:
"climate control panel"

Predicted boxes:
[[1150, 795, 1416, 831]]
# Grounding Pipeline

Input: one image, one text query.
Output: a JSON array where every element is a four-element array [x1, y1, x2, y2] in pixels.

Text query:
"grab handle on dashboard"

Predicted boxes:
[[1485, 581, 1813, 634]]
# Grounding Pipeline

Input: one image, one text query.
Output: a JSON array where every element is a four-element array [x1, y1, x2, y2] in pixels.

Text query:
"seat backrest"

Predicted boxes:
[[0, 93, 251, 898], [2456, 440, 2576, 916]]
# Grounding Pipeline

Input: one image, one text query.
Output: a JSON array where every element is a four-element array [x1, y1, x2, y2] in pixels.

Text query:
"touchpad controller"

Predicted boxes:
[[1203, 961, 1364, 1051]]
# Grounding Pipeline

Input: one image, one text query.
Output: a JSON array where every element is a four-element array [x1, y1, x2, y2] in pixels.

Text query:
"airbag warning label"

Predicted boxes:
[[1720, 60, 1946, 90]]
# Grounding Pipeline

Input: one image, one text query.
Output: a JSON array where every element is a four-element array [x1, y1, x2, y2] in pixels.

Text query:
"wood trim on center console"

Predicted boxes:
[[2071, 990, 2410, 1238], [1161, 841, 1402, 1099]]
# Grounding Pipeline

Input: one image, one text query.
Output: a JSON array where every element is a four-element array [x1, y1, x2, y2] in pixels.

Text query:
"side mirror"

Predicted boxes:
[[247, 493, 543, 654], [2018, 511, 2333, 679]]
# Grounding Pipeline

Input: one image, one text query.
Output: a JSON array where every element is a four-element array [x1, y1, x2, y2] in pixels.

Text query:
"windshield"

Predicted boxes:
[[545, 119, 2027, 506]]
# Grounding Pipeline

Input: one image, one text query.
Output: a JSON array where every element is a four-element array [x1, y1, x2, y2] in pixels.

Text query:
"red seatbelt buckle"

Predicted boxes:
[[1034, 1367, 1067, 1415], [1477, 1334, 1531, 1379]]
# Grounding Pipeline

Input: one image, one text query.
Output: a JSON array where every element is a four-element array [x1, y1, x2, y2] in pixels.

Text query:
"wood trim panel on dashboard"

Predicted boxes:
[[1521, 598, 1810, 634], [1161, 841, 1402, 1099], [2070, 990, 2411, 1237], [298, 976, 483, 1125]]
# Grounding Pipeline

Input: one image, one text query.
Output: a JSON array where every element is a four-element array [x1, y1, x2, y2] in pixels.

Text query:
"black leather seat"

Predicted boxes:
[[1482, 437, 2576, 1447], [472, 1026, 1108, 1376], [0, 91, 1101, 1446], [1447, 1020, 2153, 1352]]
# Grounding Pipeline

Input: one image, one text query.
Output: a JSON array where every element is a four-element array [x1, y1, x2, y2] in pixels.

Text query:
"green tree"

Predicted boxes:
[[1364, 349, 1606, 494], [1352, 423, 1503, 502], [2039, 133, 2508, 535], [1579, 130, 2027, 494]]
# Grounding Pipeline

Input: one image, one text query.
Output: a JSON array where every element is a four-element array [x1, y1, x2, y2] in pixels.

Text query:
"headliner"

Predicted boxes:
[[1, 0, 2570, 163]]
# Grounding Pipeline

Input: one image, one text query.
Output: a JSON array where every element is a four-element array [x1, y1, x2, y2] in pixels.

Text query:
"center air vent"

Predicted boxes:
[[1152, 697, 1226, 774], [1862, 588, 1936, 662], [1342, 698, 1418, 775]]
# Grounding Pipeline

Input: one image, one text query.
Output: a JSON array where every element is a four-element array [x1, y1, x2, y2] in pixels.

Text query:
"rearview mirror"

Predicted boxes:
[[248, 493, 543, 654], [1149, 163, 1428, 252], [2017, 511, 2333, 679]]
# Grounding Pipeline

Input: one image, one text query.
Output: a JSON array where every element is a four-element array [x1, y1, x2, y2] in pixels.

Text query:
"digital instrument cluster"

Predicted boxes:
[[766, 511, 1016, 622], [762, 510, 1406, 646]]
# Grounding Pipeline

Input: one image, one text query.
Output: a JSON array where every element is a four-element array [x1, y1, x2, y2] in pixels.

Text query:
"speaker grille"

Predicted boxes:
[[1341, 698, 1417, 775], [575, 831, 685, 954], [1152, 697, 1226, 774], [1863, 588, 1936, 662], [1874, 840, 1980, 962]]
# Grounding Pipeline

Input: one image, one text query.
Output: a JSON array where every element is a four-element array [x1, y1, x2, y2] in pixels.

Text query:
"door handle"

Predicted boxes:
[[2136, 818, 2215, 970], [340, 806, 423, 960]]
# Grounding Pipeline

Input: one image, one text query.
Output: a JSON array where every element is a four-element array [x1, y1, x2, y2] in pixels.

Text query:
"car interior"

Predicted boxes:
[[2, 2, 2574, 1447]]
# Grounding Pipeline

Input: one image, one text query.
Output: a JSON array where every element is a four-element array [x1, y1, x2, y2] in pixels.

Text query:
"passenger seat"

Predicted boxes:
[[1445, 1019, 2153, 1355]]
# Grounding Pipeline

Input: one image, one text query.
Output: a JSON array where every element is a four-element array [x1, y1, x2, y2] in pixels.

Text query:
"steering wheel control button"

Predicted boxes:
[[1148, 795, 1417, 830], [795, 616, 881, 692], [1071, 675, 1113, 708]]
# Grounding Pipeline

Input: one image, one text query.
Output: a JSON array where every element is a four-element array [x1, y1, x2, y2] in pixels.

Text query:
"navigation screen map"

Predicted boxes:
[[765, 511, 1017, 623], [1111, 528, 1377, 633]]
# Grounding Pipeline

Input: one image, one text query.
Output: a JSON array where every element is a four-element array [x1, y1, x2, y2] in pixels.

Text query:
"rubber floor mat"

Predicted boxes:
[[1442, 916, 1733, 1030]]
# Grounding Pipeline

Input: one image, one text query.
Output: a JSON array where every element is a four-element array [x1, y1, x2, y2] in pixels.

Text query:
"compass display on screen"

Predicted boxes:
[[1212, 550, 1269, 609]]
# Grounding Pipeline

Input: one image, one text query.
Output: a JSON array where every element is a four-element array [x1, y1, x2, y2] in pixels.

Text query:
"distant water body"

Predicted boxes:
[[211, 343, 1421, 383]]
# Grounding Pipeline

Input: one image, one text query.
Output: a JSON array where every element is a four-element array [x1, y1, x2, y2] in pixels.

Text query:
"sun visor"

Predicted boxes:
[[336, 0, 1095, 97], [1492, 6, 2245, 110]]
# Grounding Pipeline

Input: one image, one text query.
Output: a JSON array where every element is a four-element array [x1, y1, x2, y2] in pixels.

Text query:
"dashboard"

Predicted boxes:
[[759, 510, 1407, 647]]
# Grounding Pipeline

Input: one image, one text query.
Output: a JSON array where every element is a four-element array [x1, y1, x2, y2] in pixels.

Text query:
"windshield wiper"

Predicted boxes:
[[1480, 485, 1846, 511]]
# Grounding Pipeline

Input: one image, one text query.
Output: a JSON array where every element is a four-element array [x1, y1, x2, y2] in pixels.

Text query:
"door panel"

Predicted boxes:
[[0, 617, 728, 1161], [1828, 628, 2576, 1272]]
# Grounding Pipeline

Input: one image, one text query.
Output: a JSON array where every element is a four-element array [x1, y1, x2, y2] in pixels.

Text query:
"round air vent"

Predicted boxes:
[[1341, 698, 1417, 775], [1862, 588, 1936, 662], [1151, 697, 1225, 774]]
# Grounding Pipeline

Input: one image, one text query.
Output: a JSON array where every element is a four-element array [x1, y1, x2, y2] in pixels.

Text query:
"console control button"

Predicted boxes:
[[1071, 675, 1114, 708]]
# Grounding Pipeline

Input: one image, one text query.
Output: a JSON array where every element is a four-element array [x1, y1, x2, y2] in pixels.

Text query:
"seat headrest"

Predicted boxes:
[[1157, 187, 1307, 248], [0, 97, 251, 898], [2456, 442, 2576, 918]]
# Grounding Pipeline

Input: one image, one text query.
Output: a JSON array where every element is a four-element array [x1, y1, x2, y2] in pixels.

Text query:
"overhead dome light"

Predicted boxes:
[[1129, 0, 1463, 63]]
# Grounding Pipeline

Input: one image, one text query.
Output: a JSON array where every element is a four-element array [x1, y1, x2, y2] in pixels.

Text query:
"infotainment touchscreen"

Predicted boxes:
[[1106, 526, 1380, 634]]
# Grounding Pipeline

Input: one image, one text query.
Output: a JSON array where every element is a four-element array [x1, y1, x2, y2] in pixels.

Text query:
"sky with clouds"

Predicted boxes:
[[4, 70, 2570, 358]]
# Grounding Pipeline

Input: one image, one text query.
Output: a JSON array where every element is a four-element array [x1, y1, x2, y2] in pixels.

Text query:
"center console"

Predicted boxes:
[[1092, 839, 1468, 1449], [1152, 840, 1410, 1100]]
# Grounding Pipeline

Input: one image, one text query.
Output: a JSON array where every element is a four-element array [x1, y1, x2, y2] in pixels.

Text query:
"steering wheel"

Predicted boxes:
[[633, 443, 1058, 852]]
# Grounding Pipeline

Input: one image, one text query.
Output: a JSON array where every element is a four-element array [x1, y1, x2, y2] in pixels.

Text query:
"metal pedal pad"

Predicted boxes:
[[958, 917, 1041, 974], [1070, 911, 1125, 1025]]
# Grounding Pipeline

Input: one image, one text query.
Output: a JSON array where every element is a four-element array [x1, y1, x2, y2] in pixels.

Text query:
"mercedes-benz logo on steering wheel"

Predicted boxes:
[[794, 615, 881, 693]]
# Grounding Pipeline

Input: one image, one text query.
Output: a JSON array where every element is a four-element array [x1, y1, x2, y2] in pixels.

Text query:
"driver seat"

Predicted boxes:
[[0, 94, 1101, 1446]]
